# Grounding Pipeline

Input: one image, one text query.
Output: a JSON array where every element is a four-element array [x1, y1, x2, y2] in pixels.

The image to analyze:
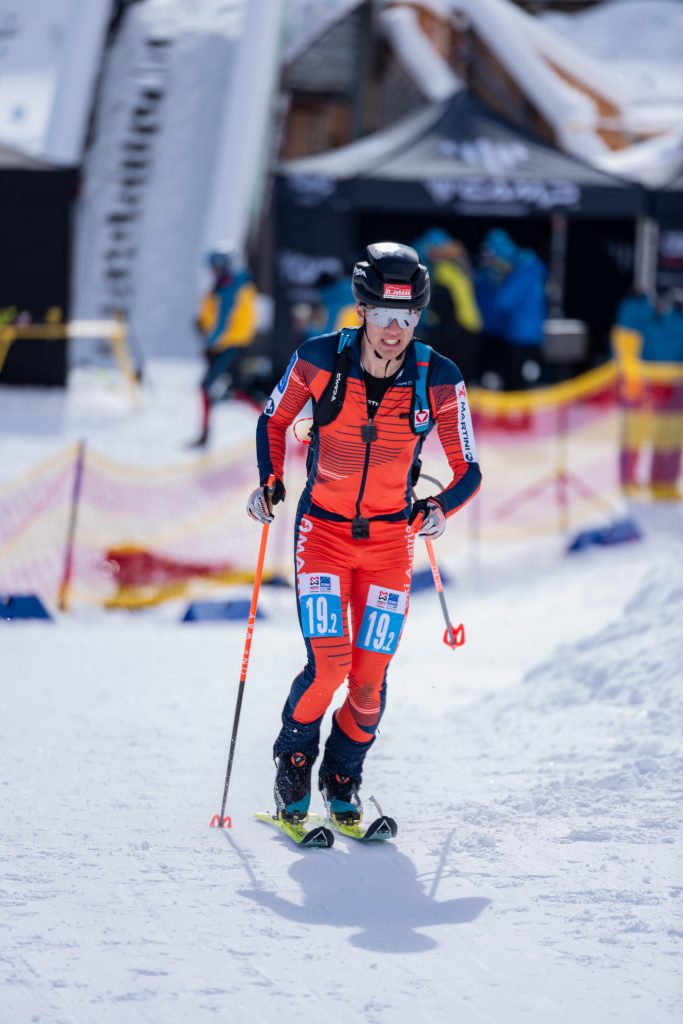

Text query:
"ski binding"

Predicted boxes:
[[255, 811, 334, 848]]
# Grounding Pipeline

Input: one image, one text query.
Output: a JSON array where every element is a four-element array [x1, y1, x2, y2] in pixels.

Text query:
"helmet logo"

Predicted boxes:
[[383, 283, 412, 300]]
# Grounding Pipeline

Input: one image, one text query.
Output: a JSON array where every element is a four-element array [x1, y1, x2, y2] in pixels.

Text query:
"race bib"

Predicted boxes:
[[299, 573, 344, 638], [356, 585, 407, 654]]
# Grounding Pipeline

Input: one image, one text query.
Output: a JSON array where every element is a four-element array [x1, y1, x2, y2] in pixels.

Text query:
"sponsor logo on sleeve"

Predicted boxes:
[[277, 351, 298, 394], [456, 382, 478, 463], [265, 351, 298, 417]]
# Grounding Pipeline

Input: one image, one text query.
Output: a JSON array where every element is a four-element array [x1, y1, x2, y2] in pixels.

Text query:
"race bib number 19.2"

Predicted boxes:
[[356, 585, 407, 654], [299, 573, 344, 638]]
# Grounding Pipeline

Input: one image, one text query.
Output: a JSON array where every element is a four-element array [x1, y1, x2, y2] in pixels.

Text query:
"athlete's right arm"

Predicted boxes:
[[255, 345, 318, 487]]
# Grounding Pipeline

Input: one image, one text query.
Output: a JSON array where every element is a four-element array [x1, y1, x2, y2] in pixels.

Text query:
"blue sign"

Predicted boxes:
[[356, 585, 407, 654], [299, 572, 344, 638]]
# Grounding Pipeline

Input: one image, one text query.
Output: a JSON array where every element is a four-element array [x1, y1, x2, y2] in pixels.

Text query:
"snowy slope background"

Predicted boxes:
[[1, 361, 682, 1023]]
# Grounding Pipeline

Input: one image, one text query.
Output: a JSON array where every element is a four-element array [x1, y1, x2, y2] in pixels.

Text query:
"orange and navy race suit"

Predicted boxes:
[[256, 327, 481, 780]]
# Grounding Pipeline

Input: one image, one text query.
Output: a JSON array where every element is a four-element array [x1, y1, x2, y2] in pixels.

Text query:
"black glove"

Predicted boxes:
[[408, 497, 447, 538]]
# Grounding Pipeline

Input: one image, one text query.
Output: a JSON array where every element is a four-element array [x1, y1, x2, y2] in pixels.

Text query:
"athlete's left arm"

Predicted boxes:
[[428, 357, 482, 516]]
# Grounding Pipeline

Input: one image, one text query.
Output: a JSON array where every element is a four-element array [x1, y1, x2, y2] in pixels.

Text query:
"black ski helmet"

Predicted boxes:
[[352, 241, 430, 309]]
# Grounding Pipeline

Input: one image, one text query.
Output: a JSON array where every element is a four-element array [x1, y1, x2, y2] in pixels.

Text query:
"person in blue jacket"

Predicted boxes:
[[475, 229, 548, 390]]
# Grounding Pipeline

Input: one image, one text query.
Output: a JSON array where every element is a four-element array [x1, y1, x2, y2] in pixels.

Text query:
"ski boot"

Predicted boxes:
[[274, 752, 313, 824], [319, 769, 362, 825]]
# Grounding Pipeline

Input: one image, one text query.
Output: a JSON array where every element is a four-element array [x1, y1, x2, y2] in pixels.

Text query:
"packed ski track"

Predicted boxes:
[[1, 364, 682, 1023]]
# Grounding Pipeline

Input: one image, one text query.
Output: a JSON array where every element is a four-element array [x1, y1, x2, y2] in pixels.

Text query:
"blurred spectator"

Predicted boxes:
[[304, 271, 358, 339], [613, 289, 683, 500], [412, 228, 482, 384], [191, 242, 258, 447], [612, 288, 653, 403], [475, 229, 548, 391], [613, 287, 652, 340]]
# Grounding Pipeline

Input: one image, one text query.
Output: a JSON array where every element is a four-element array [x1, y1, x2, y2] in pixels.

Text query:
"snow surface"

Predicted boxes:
[[2, 362, 683, 1023]]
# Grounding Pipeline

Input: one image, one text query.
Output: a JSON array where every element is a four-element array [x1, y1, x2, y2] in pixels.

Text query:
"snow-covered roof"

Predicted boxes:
[[540, 0, 683, 108]]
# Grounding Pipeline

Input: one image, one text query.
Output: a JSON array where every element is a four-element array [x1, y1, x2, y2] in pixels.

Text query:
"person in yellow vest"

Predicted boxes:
[[192, 242, 258, 446], [412, 228, 482, 384]]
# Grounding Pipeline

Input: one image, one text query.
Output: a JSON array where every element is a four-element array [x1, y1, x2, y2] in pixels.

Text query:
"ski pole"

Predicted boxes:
[[412, 481, 465, 650], [424, 536, 465, 649], [211, 479, 274, 829]]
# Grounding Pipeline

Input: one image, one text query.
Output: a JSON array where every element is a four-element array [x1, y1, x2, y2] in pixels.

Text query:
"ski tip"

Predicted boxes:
[[301, 826, 335, 848], [363, 816, 398, 841]]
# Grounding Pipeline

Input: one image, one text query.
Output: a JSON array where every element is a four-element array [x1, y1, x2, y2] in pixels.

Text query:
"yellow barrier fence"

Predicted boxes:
[[0, 314, 139, 406]]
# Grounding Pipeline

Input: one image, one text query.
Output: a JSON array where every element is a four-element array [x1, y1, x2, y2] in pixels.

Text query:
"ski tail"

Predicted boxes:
[[328, 813, 398, 842]]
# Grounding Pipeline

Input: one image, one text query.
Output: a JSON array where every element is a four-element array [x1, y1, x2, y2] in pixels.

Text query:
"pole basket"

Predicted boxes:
[[444, 623, 466, 649], [209, 814, 233, 829]]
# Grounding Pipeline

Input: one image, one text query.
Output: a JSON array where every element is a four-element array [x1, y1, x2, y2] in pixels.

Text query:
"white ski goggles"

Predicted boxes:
[[364, 306, 422, 329]]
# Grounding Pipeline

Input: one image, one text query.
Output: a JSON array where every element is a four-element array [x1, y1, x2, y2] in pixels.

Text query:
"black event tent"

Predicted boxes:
[[0, 145, 77, 387], [277, 90, 644, 221], [650, 171, 683, 291], [273, 91, 645, 366], [652, 171, 683, 228]]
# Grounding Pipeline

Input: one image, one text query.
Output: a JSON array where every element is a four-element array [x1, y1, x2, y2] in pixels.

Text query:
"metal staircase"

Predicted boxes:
[[97, 35, 173, 322]]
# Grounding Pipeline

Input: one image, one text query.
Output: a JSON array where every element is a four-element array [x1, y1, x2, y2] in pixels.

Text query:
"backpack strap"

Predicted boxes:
[[313, 327, 358, 427], [411, 340, 433, 435]]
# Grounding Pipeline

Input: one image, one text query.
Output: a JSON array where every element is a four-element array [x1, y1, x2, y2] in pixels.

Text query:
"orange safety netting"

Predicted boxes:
[[1, 359, 680, 611]]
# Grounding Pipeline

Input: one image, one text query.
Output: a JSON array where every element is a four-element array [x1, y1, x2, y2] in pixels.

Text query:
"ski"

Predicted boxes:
[[327, 812, 398, 843], [254, 812, 334, 848]]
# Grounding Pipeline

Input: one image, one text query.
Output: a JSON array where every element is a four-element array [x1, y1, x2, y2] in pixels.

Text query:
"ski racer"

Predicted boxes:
[[247, 241, 481, 824]]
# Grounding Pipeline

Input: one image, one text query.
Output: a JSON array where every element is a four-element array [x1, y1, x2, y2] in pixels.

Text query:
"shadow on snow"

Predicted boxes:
[[224, 829, 490, 953]]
